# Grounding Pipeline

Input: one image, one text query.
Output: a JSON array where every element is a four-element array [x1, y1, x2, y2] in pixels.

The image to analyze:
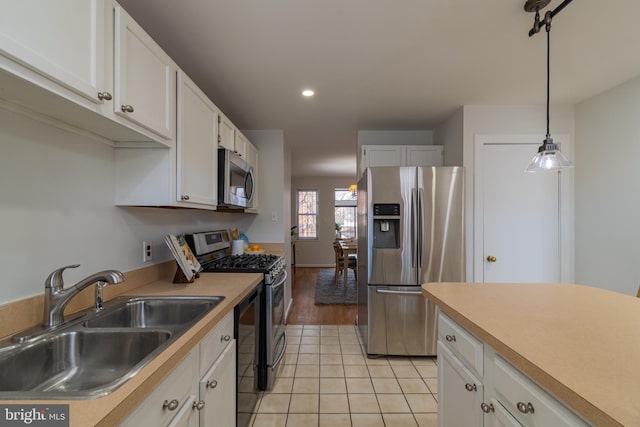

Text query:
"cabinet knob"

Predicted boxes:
[[121, 104, 135, 113], [517, 401, 535, 414], [486, 255, 497, 262], [97, 91, 112, 101], [445, 334, 456, 342], [206, 380, 218, 389], [480, 402, 495, 413], [181, 195, 190, 201], [162, 399, 179, 411], [465, 383, 477, 392], [221, 334, 231, 342], [192, 400, 206, 411]]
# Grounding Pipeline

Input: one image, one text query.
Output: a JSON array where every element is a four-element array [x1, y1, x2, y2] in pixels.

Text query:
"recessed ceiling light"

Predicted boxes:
[[302, 89, 315, 97]]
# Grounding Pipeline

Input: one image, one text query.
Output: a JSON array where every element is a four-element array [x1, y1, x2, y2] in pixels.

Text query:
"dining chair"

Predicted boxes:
[[332, 242, 357, 287]]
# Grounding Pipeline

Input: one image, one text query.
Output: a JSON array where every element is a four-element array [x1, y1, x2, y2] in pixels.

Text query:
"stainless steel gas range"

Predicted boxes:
[[184, 230, 287, 393]]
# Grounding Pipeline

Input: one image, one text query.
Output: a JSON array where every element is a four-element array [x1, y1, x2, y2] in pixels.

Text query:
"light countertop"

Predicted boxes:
[[422, 282, 640, 427], [0, 271, 263, 427]]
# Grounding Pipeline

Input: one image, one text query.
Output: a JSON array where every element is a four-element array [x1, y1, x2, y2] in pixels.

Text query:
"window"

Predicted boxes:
[[296, 189, 318, 239], [335, 189, 357, 239]]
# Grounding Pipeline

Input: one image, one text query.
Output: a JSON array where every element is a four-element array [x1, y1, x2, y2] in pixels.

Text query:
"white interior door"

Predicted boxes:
[[477, 140, 562, 283]]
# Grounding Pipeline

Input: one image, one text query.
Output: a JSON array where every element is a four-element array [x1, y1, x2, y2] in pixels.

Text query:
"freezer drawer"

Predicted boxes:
[[367, 286, 438, 356]]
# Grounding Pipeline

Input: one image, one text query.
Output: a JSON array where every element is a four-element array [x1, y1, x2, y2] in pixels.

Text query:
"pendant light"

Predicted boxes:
[[524, 0, 575, 173]]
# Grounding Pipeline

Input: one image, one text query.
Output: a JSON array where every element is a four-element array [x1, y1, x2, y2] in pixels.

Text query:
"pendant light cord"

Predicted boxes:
[[546, 24, 550, 138]]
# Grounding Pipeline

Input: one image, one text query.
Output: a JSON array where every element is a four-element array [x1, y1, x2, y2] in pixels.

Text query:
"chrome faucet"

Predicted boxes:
[[43, 265, 125, 327]]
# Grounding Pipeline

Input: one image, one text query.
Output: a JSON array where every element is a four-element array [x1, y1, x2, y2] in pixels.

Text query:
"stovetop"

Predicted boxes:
[[201, 253, 281, 273]]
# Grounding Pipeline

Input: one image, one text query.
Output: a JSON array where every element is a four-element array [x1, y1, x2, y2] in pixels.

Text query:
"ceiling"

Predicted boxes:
[[117, 0, 640, 177]]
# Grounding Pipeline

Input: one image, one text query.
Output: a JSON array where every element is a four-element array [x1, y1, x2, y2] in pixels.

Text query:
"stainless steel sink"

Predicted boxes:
[[0, 295, 225, 399], [84, 296, 225, 329]]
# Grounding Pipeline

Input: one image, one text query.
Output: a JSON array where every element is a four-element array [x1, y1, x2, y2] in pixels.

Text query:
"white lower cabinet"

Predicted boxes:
[[199, 340, 236, 427], [438, 313, 591, 427], [120, 312, 236, 427], [438, 342, 484, 427]]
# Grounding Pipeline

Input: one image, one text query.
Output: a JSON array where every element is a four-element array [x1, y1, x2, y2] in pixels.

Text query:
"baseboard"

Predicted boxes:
[[294, 264, 335, 268]]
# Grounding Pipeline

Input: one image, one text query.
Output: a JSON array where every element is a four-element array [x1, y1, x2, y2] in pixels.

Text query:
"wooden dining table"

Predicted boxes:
[[338, 240, 358, 288]]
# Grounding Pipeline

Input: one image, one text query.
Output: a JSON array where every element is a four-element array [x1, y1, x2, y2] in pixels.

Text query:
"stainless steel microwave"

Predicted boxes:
[[218, 148, 254, 209]]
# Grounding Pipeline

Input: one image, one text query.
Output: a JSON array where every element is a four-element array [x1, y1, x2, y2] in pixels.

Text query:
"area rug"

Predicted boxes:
[[314, 268, 357, 305]]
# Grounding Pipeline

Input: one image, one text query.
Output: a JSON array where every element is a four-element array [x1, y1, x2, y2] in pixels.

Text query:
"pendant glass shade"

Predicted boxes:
[[525, 137, 574, 172]]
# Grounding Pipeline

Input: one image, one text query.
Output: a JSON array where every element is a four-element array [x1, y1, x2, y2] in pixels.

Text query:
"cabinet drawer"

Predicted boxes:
[[199, 311, 234, 376], [120, 349, 198, 427], [493, 356, 589, 427], [439, 313, 483, 377]]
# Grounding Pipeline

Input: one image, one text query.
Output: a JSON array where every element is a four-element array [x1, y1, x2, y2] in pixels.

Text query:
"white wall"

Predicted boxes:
[[574, 76, 640, 295], [434, 107, 464, 166], [0, 108, 280, 305], [291, 176, 357, 267], [461, 105, 575, 282]]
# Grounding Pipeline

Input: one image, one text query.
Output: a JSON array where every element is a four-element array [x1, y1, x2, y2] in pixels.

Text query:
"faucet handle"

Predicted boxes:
[[45, 264, 80, 290]]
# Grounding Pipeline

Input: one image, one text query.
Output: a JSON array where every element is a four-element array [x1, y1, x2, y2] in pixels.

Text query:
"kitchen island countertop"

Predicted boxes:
[[422, 282, 640, 427], [0, 271, 263, 427]]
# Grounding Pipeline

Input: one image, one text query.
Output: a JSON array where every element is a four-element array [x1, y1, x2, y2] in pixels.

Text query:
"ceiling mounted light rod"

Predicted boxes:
[[527, 0, 574, 36], [524, 0, 575, 173]]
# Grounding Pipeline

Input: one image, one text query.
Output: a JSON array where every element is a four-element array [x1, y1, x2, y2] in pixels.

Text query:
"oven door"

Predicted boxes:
[[235, 282, 261, 425], [264, 270, 287, 390]]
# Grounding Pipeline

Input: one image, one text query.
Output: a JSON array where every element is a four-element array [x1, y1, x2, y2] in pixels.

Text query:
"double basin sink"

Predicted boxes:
[[0, 296, 224, 399]]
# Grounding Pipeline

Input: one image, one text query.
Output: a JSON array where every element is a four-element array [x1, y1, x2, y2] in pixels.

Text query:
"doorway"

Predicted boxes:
[[473, 135, 573, 283]]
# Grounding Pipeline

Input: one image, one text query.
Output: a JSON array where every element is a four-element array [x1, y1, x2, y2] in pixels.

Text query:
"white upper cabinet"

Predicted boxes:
[[176, 70, 218, 207], [0, 0, 175, 146], [114, 5, 176, 141], [0, 0, 107, 104], [360, 144, 443, 176], [218, 113, 235, 151], [234, 130, 248, 158]]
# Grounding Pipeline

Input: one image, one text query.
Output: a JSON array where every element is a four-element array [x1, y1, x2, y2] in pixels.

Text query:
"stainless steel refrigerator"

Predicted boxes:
[[357, 166, 465, 356]]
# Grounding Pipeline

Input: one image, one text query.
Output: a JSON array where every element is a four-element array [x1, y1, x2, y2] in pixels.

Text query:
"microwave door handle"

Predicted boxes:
[[244, 169, 254, 200]]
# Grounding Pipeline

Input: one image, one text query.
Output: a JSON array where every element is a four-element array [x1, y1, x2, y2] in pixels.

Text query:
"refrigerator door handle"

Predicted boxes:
[[417, 187, 424, 277], [411, 187, 418, 269], [375, 288, 423, 296]]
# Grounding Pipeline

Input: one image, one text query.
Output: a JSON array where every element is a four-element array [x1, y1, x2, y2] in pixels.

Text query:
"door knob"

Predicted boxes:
[[486, 256, 497, 262]]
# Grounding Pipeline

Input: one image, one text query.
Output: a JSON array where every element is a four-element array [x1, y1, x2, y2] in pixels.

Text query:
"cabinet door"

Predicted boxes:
[[218, 114, 235, 151], [114, 6, 175, 140], [176, 71, 218, 206], [485, 398, 524, 427], [438, 342, 483, 427], [405, 146, 443, 166], [199, 340, 236, 427], [0, 0, 106, 103], [234, 131, 247, 158], [166, 394, 199, 427], [362, 145, 405, 168]]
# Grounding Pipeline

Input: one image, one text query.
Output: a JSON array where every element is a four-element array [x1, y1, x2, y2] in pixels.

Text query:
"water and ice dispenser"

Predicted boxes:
[[372, 203, 400, 249]]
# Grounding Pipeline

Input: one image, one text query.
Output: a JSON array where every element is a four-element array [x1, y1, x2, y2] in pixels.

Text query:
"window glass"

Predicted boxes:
[[335, 188, 357, 239], [296, 190, 318, 239]]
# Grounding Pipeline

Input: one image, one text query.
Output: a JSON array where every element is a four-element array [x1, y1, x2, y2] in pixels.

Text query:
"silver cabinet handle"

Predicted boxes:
[[97, 91, 112, 101], [465, 383, 477, 392], [121, 104, 134, 113], [206, 380, 218, 389], [163, 399, 179, 411], [181, 195, 190, 201], [220, 334, 231, 342], [517, 402, 535, 414], [192, 400, 205, 410], [445, 334, 456, 342], [480, 402, 495, 413]]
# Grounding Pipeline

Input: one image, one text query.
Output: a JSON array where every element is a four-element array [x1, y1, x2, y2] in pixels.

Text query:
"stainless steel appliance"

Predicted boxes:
[[357, 166, 465, 356], [218, 148, 254, 209], [184, 230, 287, 393], [234, 282, 261, 426]]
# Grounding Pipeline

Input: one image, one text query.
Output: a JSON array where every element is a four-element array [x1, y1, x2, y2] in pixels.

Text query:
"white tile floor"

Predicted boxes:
[[242, 325, 438, 427]]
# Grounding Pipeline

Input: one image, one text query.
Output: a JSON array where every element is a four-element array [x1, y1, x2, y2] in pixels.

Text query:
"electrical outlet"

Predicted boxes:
[[143, 241, 153, 262]]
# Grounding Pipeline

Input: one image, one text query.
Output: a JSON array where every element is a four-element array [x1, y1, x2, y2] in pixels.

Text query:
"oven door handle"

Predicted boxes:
[[271, 270, 287, 291], [271, 330, 287, 370]]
